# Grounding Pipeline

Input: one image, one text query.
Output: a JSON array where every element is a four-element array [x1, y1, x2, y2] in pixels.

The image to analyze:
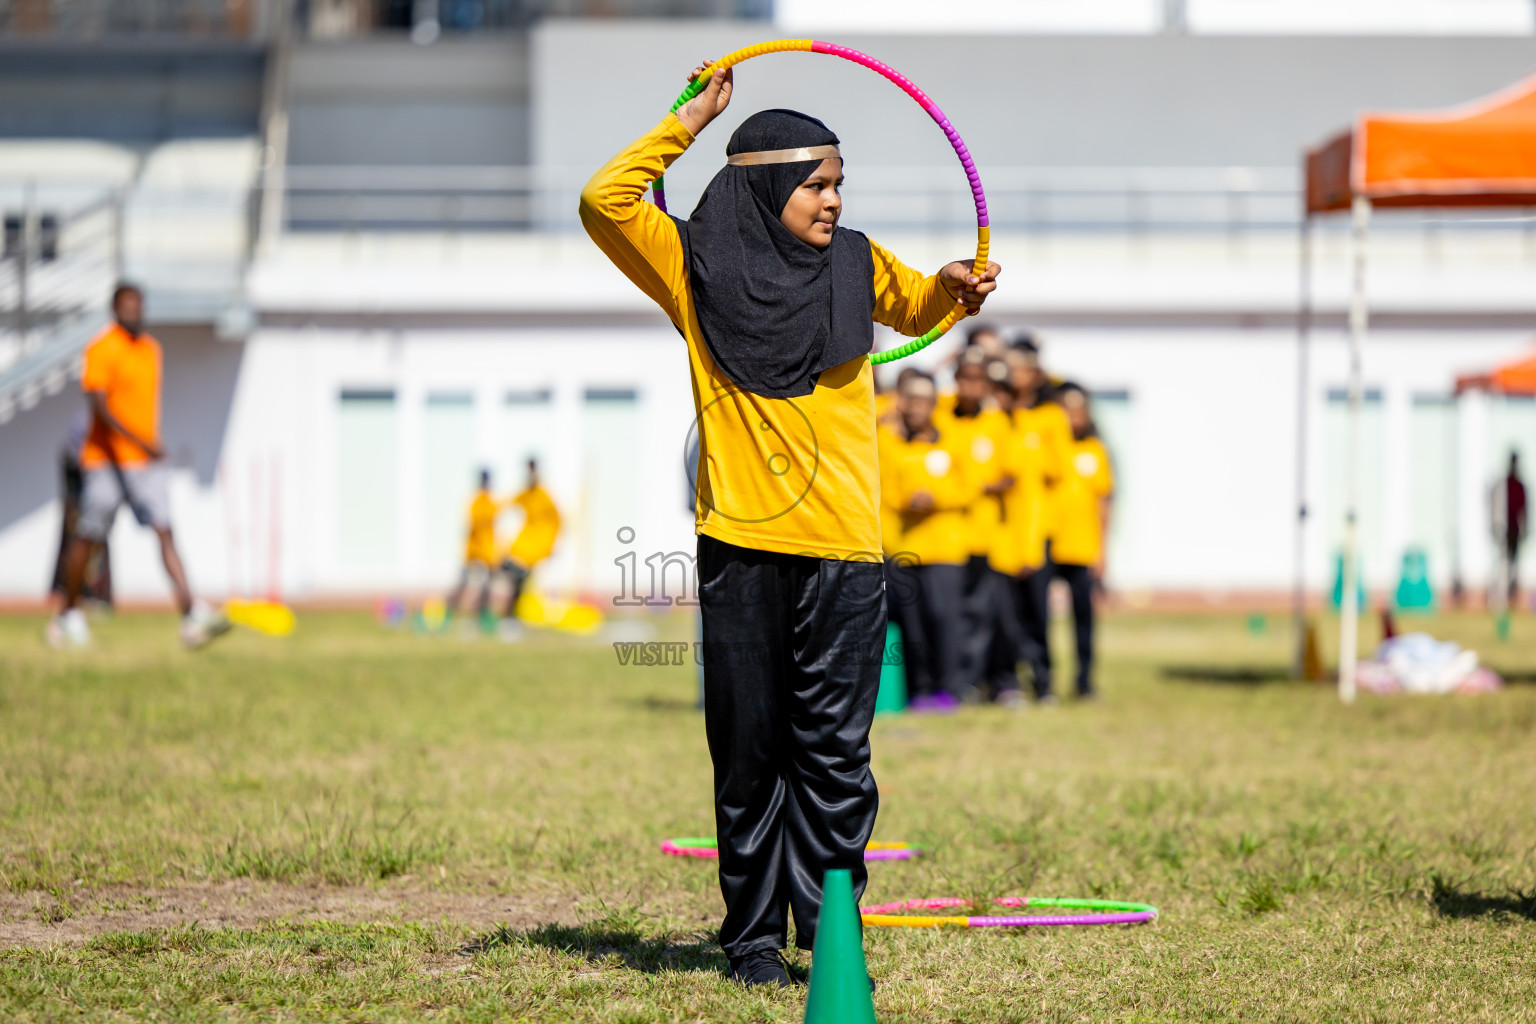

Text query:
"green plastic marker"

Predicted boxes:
[[804, 869, 877, 1024]]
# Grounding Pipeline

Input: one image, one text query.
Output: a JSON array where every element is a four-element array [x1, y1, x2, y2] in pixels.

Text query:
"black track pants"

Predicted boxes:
[[962, 558, 1026, 696], [884, 556, 931, 697], [957, 555, 992, 695], [501, 561, 530, 619], [1055, 562, 1097, 695], [1020, 562, 1054, 698], [697, 535, 885, 956], [916, 562, 966, 698], [985, 568, 1029, 694]]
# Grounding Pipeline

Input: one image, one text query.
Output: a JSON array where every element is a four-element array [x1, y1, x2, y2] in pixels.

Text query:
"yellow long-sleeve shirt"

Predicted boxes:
[[888, 427, 977, 567], [877, 422, 909, 558], [464, 489, 500, 565], [509, 486, 561, 568], [580, 114, 952, 559], [933, 396, 1011, 558], [989, 403, 1072, 576], [1050, 435, 1114, 567]]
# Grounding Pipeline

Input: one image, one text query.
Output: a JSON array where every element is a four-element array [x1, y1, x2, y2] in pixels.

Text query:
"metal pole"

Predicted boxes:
[[111, 187, 126, 280], [1292, 211, 1313, 679], [255, 0, 294, 259], [1338, 196, 1371, 704], [17, 181, 32, 350]]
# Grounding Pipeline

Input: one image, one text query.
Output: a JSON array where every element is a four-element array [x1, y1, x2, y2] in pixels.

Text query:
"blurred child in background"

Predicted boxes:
[[935, 347, 1017, 702], [886, 370, 977, 711], [500, 459, 561, 640], [878, 369, 933, 704], [1047, 383, 1114, 699], [993, 339, 1071, 702], [447, 468, 500, 627]]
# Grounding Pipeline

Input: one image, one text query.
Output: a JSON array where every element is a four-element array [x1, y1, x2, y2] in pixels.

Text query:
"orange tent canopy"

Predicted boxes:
[[1307, 70, 1536, 213], [1456, 347, 1536, 395]]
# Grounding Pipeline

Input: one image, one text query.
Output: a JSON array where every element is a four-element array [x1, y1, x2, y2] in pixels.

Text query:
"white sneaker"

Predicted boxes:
[[497, 618, 524, 643], [46, 608, 92, 649], [180, 601, 232, 650]]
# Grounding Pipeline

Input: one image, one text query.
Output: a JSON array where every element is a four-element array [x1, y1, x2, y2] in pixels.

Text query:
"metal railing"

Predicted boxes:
[[0, 0, 265, 37], [0, 186, 122, 422], [0, 180, 255, 424], [297, 0, 767, 39], [273, 164, 1536, 242]]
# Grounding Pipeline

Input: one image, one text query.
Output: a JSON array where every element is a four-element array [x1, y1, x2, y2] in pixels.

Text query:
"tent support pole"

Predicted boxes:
[[1292, 210, 1313, 679], [1339, 196, 1371, 704]]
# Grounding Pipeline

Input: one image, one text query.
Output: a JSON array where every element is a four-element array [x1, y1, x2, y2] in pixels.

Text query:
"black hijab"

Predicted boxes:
[[672, 109, 876, 399]]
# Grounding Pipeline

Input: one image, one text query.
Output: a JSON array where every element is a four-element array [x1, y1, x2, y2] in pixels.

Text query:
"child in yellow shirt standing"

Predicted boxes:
[[877, 369, 932, 705], [990, 340, 1072, 702], [500, 459, 561, 637], [447, 469, 501, 627], [1047, 384, 1114, 699], [935, 347, 1016, 701], [887, 370, 979, 711]]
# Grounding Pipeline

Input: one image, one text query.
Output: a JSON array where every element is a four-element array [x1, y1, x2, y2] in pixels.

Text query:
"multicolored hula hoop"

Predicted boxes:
[[661, 837, 921, 862], [654, 40, 990, 365], [862, 897, 1158, 928]]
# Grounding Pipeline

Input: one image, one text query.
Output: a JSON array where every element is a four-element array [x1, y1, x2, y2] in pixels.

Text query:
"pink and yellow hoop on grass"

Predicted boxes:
[[661, 837, 921, 862], [653, 39, 991, 365]]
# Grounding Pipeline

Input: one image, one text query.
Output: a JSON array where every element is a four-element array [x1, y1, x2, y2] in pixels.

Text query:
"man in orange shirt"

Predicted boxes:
[[48, 284, 228, 650]]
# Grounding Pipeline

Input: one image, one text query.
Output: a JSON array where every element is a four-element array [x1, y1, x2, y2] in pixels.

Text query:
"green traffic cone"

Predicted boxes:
[[804, 869, 876, 1024], [875, 622, 907, 714]]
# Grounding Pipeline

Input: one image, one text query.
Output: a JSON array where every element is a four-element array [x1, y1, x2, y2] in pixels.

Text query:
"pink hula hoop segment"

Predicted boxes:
[[661, 837, 921, 862], [861, 896, 1158, 928], [653, 39, 990, 365]]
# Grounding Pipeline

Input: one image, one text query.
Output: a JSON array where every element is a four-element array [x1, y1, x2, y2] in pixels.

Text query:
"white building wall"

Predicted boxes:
[[7, 322, 1529, 604], [210, 325, 701, 602]]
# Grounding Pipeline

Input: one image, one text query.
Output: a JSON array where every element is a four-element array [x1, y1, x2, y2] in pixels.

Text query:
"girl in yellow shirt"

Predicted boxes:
[[886, 371, 977, 711], [1048, 384, 1114, 698], [500, 459, 561, 627], [993, 340, 1073, 702], [446, 469, 500, 624], [581, 60, 999, 985]]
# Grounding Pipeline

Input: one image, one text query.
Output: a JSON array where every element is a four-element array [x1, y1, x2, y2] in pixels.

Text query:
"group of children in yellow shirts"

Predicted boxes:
[[877, 326, 1114, 709], [447, 459, 562, 636]]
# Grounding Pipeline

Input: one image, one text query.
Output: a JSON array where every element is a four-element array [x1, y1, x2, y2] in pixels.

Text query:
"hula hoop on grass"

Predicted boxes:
[[861, 896, 1158, 928], [653, 40, 990, 365], [661, 838, 922, 862]]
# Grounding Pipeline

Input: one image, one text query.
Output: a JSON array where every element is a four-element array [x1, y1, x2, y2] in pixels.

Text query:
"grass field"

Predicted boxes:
[[2, 608, 1534, 1022]]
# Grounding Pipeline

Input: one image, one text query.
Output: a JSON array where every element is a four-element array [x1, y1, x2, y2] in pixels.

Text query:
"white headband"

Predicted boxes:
[[727, 144, 842, 167]]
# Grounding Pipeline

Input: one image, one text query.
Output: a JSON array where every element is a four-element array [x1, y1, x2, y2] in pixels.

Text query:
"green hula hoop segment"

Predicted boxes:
[[651, 39, 991, 366]]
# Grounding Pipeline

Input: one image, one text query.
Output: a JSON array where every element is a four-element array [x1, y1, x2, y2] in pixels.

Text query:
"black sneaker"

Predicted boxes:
[[728, 949, 792, 988]]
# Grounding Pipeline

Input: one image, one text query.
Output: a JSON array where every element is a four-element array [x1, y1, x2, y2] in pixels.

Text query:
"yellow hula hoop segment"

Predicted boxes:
[[861, 896, 1160, 929], [652, 39, 990, 365]]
